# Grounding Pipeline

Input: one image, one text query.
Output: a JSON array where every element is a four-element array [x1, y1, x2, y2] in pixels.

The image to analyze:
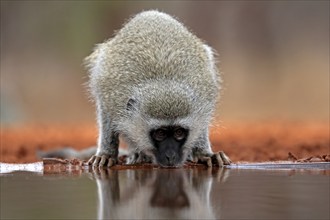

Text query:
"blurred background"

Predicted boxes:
[[1, 0, 329, 126]]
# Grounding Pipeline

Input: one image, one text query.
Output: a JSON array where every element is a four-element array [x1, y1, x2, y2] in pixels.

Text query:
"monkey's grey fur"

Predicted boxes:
[[85, 10, 231, 167]]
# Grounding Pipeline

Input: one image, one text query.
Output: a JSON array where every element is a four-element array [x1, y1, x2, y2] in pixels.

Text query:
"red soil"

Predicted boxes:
[[1, 121, 329, 163]]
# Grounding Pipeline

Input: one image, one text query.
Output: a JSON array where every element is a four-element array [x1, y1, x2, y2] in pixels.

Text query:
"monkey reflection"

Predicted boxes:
[[150, 170, 189, 208], [91, 168, 229, 219]]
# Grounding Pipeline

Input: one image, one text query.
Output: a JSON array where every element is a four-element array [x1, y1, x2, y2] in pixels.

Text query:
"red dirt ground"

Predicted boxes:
[[1, 121, 329, 163]]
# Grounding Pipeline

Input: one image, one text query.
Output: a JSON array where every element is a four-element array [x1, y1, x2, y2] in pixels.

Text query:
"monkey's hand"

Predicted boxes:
[[193, 151, 232, 167], [87, 152, 118, 168]]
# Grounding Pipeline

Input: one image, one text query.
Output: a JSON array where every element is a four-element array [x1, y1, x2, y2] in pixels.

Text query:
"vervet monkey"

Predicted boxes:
[[85, 10, 231, 167]]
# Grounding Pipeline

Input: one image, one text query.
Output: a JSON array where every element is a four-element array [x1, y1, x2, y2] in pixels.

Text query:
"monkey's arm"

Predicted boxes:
[[88, 109, 120, 167]]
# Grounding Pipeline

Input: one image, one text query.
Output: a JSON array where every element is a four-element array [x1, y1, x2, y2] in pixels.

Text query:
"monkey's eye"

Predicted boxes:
[[153, 129, 167, 142], [174, 128, 186, 141]]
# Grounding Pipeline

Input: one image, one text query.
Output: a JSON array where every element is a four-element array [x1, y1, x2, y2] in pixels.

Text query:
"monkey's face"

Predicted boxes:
[[150, 126, 189, 167]]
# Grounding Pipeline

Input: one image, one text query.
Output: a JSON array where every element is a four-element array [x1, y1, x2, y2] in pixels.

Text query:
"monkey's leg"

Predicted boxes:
[[191, 130, 231, 167], [88, 110, 119, 167]]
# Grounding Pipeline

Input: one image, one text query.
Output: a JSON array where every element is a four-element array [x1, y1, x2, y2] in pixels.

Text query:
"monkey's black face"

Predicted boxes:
[[150, 126, 189, 167]]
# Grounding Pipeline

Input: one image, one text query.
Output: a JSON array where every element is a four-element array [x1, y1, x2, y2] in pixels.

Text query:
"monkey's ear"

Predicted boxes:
[[126, 98, 137, 111]]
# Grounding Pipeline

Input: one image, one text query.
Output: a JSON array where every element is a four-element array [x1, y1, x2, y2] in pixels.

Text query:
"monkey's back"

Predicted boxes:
[[87, 10, 219, 121]]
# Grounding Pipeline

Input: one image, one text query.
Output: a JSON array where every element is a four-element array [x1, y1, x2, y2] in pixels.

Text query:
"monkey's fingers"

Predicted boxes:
[[93, 156, 101, 167], [88, 154, 117, 167], [107, 158, 117, 167], [87, 155, 96, 165], [211, 153, 224, 167], [99, 155, 108, 167], [198, 156, 212, 167], [135, 154, 143, 164], [219, 151, 232, 165]]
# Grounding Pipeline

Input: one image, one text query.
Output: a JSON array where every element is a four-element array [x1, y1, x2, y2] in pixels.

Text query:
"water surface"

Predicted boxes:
[[1, 165, 329, 219]]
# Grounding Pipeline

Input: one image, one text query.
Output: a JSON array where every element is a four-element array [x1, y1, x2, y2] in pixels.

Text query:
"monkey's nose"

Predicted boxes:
[[165, 151, 176, 163]]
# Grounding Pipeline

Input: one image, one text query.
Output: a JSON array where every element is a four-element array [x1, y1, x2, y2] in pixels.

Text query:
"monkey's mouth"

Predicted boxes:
[[154, 151, 183, 168], [153, 146, 186, 168]]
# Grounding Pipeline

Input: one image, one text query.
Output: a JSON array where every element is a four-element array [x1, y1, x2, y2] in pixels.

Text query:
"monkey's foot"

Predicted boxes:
[[87, 154, 118, 168], [195, 151, 232, 167], [126, 152, 153, 165]]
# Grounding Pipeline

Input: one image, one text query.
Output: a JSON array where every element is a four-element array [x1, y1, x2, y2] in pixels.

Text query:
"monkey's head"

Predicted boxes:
[[149, 126, 189, 167], [120, 81, 215, 167]]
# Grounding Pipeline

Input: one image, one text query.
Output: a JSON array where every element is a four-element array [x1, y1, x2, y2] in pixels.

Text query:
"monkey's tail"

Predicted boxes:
[[37, 147, 129, 160], [37, 147, 97, 161]]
